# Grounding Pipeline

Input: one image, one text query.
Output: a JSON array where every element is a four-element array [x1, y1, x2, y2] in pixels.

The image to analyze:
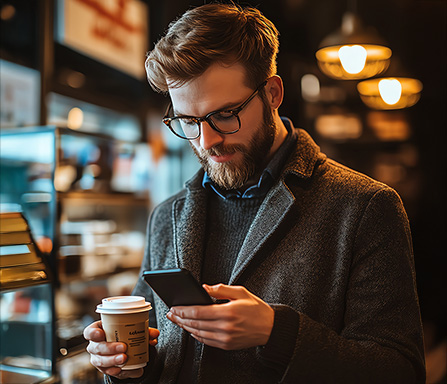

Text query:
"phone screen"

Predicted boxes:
[[142, 268, 214, 307]]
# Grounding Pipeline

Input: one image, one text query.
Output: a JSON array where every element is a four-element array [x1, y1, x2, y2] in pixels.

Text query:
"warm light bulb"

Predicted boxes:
[[67, 107, 83, 129], [301, 74, 320, 102], [338, 45, 367, 74], [378, 79, 402, 105]]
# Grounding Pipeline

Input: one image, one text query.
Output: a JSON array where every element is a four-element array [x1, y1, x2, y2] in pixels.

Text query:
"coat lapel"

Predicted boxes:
[[172, 172, 208, 282], [229, 181, 295, 285], [229, 128, 323, 285]]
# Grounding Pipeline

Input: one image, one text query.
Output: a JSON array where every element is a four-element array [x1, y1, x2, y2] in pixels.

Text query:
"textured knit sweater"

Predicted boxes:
[[202, 195, 264, 285], [108, 119, 425, 384]]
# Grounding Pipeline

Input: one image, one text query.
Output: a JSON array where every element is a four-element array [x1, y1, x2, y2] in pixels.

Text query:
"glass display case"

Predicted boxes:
[[0, 126, 152, 383], [0, 283, 55, 384], [0, 127, 57, 383], [0, 209, 56, 383]]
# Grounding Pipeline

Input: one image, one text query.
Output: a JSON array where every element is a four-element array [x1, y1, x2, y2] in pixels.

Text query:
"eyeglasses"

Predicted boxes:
[[162, 80, 267, 140]]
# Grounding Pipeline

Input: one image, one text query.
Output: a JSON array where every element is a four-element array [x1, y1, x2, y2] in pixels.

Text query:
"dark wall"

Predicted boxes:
[[148, 0, 446, 340]]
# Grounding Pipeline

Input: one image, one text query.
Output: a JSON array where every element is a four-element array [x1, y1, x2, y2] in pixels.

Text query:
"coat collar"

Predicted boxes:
[[172, 179, 207, 282], [282, 121, 325, 180]]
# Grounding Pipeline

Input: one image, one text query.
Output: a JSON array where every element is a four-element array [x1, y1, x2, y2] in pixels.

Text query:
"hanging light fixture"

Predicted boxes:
[[357, 77, 423, 110], [316, 11, 392, 80]]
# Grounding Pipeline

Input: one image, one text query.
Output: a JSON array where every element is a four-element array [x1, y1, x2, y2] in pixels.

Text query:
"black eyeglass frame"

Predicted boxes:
[[162, 80, 268, 140]]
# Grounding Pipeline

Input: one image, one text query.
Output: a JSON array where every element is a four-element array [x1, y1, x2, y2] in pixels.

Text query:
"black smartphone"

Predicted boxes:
[[142, 268, 214, 307]]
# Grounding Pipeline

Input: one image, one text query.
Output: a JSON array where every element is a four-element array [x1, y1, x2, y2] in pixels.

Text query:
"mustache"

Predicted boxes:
[[202, 143, 246, 157]]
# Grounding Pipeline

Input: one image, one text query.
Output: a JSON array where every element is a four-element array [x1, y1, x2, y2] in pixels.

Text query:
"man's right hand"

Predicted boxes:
[[83, 320, 160, 380]]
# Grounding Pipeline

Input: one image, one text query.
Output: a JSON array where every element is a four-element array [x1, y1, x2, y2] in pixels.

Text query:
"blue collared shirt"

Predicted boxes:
[[202, 118, 298, 199]]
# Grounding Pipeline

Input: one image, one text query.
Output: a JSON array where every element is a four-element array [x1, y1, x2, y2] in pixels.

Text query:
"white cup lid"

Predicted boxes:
[[96, 296, 151, 314]]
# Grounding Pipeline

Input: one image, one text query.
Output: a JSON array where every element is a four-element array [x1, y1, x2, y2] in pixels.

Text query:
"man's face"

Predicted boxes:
[[168, 63, 277, 190]]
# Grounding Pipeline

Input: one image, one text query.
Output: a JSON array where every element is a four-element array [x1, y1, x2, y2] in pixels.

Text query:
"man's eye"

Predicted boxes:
[[179, 117, 197, 126], [212, 111, 235, 121]]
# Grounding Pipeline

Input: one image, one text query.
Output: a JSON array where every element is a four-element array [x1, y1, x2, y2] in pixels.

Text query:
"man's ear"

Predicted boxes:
[[265, 75, 284, 110]]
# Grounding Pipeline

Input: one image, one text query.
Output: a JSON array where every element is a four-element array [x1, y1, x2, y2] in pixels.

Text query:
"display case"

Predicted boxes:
[[0, 211, 56, 383], [0, 282, 56, 384], [0, 126, 151, 383]]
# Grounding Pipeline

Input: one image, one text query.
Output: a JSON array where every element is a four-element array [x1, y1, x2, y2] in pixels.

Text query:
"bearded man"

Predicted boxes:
[[84, 4, 425, 383]]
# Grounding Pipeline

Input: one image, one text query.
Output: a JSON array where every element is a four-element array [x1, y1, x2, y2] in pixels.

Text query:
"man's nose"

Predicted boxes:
[[199, 121, 224, 150]]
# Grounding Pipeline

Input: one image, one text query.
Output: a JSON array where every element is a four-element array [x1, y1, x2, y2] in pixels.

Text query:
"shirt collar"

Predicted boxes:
[[202, 117, 298, 199]]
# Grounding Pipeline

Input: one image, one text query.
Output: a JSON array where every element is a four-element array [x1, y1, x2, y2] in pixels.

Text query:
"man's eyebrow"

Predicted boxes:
[[173, 99, 244, 117]]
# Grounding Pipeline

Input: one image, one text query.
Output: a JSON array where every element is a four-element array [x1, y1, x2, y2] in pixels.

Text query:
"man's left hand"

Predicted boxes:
[[166, 284, 274, 350]]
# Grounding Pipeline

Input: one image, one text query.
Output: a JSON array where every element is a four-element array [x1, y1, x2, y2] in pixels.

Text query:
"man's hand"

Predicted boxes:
[[83, 320, 160, 379], [166, 284, 274, 350]]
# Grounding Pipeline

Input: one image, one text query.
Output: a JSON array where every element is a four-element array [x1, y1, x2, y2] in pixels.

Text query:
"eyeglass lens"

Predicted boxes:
[[170, 111, 239, 139]]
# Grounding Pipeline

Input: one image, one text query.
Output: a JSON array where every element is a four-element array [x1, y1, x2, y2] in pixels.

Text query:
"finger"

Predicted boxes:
[[90, 352, 127, 369], [83, 320, 105, 342], [167, 312, 222, 333], [148, 327, 160, 346], [203, 284, 249, 300], [189, 329, 234, 350], [101, 366, 122, 377], [86, 341, 127, 355], [182, 324, 218, 339], [113, 368, 144, 379], [190, 333, 224, 349], [169, 303, 228, 321], [149, 327, 160, 339], [99, 366, 144, 379]]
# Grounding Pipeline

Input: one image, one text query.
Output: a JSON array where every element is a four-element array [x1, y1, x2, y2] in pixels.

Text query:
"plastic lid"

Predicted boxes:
[[96, 296, 151, 314]]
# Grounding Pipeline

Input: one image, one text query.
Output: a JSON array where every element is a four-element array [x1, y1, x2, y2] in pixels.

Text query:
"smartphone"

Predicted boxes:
[[142, 268, 214, 307]]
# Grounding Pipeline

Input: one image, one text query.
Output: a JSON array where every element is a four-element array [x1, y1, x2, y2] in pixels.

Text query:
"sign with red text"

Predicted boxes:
[[56, 0, 148, 78]]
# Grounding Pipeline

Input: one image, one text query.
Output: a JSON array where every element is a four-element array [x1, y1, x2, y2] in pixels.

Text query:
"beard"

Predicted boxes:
[[191, 102, 277, 190]]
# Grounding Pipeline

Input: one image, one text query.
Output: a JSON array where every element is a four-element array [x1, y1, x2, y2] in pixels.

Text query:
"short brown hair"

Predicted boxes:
[[145, 3, 279, 94]]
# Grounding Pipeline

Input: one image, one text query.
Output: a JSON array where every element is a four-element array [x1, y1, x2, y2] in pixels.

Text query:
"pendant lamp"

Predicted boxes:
[[316, 12, 392, 80], [357, 77, 423, 110]]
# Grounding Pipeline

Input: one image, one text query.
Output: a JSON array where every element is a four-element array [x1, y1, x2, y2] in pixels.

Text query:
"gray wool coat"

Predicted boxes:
[[123, 126, 425, 383]]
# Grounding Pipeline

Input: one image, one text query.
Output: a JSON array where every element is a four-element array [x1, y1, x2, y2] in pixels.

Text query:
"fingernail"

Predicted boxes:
[[108, 367, 122, 376], [166, 311, 172, 319], [115, 354, 125, 364], [116, 344, 125, 353]]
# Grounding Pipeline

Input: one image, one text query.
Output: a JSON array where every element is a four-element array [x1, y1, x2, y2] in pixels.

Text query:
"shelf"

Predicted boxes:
[[0, 364, 56, 384], [59, 191, 149, 206], [0, 318, 51, 325], [58, 266, 140, 285], [0, 263, 51, 292], [57, 335, 87, 355]]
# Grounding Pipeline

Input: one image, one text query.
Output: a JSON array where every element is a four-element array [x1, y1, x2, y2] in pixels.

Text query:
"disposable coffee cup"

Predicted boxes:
[[96, 296, 152, 370]]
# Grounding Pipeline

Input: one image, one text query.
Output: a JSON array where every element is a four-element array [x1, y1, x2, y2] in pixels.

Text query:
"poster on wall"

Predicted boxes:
[[56, 0, 148, 79], [0, 60, 41, 128]]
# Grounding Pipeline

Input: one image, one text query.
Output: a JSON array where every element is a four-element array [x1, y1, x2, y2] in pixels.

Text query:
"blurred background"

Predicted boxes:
[[0, 0, 445, 383]]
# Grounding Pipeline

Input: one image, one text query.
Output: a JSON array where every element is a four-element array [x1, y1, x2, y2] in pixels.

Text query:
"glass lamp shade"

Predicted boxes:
[[316, 12, 392, 80], [357, 77, 423, 110], [316, 44, 392, 80]]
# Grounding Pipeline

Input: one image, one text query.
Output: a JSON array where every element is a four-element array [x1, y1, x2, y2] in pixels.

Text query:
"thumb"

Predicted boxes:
[[203, 283, 249, 300], [83, 320, 105, 342]]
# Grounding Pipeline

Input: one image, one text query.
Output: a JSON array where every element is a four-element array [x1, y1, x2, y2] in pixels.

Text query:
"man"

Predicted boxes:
[[84, 4, 425, 383]]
